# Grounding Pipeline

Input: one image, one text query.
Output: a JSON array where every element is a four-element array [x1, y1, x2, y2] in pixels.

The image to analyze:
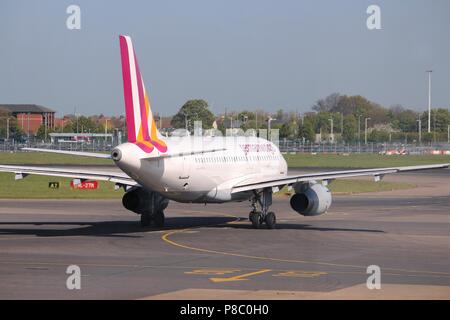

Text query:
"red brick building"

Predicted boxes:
[[0, 104, 55, 135]]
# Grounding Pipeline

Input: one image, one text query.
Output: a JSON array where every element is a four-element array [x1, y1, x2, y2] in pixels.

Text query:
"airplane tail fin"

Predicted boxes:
[[119, 35, 167, 153]]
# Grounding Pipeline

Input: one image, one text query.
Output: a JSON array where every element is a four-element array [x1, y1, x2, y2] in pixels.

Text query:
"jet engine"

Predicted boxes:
[[290, 182, 332, 216], [122, 187, 168, 215]]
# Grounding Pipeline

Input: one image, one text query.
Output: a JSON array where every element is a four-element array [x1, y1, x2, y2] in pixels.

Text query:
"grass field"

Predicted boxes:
[[0, 173, 124, 199], [276, 179, 415, 197], [0, 151, 111, 165], [0, 172, 414, 199], [284, 153, 450, 168]]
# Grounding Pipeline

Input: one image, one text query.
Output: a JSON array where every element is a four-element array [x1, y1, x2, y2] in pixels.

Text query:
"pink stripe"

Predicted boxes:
[[135, 142, 154, 153], [119, 36, 136, 142], [134, 52, 150, 142], [150, 140, 167, 153]]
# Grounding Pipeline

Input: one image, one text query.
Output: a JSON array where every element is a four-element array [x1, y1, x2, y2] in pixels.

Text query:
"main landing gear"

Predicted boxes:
[[249, 188, 276, 229], [139, 193, 168, 228], [122, 187, 168, 228]]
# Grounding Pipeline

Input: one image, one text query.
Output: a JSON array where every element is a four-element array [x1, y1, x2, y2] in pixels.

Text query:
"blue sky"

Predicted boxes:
[[0, 0, 449, 117]]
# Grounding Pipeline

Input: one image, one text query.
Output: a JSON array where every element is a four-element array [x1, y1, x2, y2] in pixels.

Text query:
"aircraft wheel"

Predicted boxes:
[[265, 212, 276, 229], [140, 213, 152, 227], [250, 212, 262, 229], [153, 210, 165, 228]]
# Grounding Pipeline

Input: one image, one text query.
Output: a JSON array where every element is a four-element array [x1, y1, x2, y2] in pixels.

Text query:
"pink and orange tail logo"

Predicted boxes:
[[119, 35, 167, 153]]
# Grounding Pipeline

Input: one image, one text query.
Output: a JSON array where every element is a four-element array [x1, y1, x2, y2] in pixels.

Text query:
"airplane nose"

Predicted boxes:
[[111, 148, 122, 162]]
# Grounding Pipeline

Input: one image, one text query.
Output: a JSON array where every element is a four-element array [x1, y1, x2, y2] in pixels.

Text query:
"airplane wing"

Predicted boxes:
[[231, 163, 450, 193], [0, 165, 137, 187]]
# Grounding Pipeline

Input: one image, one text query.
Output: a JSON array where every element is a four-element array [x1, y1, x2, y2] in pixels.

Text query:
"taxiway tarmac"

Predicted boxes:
[[0, 170, 449, 299]]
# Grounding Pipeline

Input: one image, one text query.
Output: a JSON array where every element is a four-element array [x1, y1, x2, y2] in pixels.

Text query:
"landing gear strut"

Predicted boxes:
[[249, 188, 276, 229]]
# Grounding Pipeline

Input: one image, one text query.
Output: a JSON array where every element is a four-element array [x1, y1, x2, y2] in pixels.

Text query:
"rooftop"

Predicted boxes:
[[0, 104, 55, 114]]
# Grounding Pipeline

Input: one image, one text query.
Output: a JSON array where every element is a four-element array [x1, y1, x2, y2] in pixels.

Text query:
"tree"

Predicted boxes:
[[36, 123, 59, 141], [171, 99, 215, 132], [368, 130, 389, 143], [390, 108, 418, 132], [9, 123, 24, 141], [314, 112, 332, 133], [71, 116, 98, 133], [299, 119, 315, 142], [280, 120, 298, 139], [432, 108, 450, 132], [342, 114, 357, 142], [0, 114, 24, 141], [274, 109, 285, 121], [332, 95, 389, 125], [419, 109, 450, 134], [312, 93, 341, 112], [237, 110, 255, 131], [335, 95, 369, 116]]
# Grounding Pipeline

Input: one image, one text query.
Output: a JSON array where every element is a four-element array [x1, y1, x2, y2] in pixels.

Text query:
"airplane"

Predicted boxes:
[[0, 35, 449, 229]]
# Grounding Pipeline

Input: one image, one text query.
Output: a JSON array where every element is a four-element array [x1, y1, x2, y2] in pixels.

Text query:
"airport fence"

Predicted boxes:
[[278, 140, 450, 155], [0, 140, 115, 153], [1, 139, 450, 155]]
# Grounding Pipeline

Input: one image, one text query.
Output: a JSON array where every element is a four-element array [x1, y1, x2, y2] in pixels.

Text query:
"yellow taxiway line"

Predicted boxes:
[[209, 269, 272, 283]]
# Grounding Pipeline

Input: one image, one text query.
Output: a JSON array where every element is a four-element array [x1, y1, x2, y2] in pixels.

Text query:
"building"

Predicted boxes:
[[0, 104, 56, 135], [49, 132, 120, 148]]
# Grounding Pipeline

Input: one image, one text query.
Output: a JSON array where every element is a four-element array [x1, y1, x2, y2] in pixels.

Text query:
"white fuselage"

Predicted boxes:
[[113, 136, 287, 203]]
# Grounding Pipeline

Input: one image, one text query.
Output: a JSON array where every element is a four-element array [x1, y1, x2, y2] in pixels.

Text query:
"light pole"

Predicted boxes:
[[358, 115, 362, 143], [6, 118, 9, 140], [426, 70, 432, 133], [44, 113, 47, 142], [105, 119, 109, 144], [364, 117, 371, 145], [329, 117, 334, 143], [27, 112, 30, 142], [181, 112, 188, 134], [267, 117, 276, 140], [417, 119, 422, 145], [448, 125, 450, 144]]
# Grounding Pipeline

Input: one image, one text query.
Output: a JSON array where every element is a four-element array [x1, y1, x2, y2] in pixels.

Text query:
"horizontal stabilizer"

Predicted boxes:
[[143, 148, 227, 160], [21, 148, 112, 159]]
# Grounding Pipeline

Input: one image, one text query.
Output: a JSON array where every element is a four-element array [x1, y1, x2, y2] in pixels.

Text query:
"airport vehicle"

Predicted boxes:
[[1, 36, 449, 229]]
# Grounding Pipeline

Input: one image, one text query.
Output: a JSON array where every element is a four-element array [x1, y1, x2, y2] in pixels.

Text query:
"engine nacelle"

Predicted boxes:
[[122, 188, 169, 215], [290, 183, 332, 216]]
